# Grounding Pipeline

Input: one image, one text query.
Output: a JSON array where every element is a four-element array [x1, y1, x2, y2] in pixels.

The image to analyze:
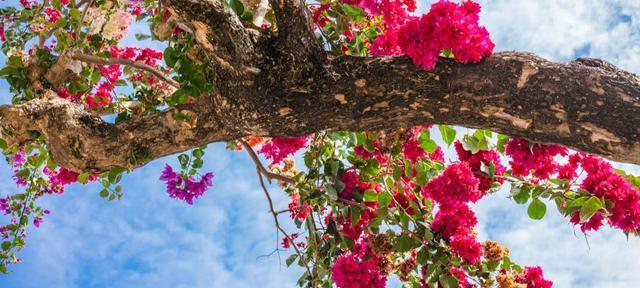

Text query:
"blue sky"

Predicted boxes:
[[1, 1, 640, 287]]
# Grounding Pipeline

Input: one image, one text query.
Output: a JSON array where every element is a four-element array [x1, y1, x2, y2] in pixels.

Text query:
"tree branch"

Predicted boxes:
[[239, 139, 295, 184], [256, 169, 312, 276], [71, 52, 180, 88], [1, 51, 640, 173]]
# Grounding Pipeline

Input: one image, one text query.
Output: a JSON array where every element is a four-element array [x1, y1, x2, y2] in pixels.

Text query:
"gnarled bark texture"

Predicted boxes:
[[1, 0, 639, 172]]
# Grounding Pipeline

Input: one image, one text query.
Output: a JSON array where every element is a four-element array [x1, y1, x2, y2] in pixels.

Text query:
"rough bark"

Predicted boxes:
[[0, 0, 639, 172]]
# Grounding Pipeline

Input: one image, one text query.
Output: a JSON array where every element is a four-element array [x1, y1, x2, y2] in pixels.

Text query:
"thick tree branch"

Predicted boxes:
[[166, 0, 264, 73], [239, 52, 640, 164], [2, 50, 640, 172], [1, 51, 639, 172], [0, 97, 231, 172]]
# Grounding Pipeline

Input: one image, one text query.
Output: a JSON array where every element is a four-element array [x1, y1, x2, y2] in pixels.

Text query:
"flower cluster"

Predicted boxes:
[[576, 155, 640, 232], [159, 165, 214, 204], [505, 137, 568, 179], [43, 7, 62, 23], [281, 233, 305, 249], [455, 141, 506, 192], [515, 266, 553, 288], [423, 163, 485, 264], [354, 140, 389, 164], [431, 204, 477, 240], [259, 136, 309, 164], [369, 0, 494, 69], [402, 126, 445, 163], [91, 9, 133, 41], [336, 169, 379, 239], [331, 239, 387, 288], [288, 193, 311, 222], [423, 163, 482, 206], [339, 169, 376, 200], [449, 267, 472, 288], [42, 167, 81, 194], [342, 0, 416, 29]]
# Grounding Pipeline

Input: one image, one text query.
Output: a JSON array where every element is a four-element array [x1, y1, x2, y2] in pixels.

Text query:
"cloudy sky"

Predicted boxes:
[[1, 0, 640, 287]]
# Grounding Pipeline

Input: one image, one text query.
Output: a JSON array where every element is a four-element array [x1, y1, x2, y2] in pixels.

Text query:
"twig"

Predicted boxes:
[[239, 139, 295, 184], [71, 52, 180, 88], [257, 169, 313, 277], [308, 212, 320, 288], [276, 208, 290, 215], [76, 0, 95, 36]]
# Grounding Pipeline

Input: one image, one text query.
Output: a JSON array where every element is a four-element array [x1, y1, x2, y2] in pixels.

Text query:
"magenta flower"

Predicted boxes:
[[160, 165, 214, 204]]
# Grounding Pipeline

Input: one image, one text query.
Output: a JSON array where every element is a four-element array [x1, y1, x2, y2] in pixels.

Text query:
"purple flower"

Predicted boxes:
[[0, 197, 10, 215], [12, 149, 25, 168], [159, 165, 214, 204], [33, 217, 42, 228]]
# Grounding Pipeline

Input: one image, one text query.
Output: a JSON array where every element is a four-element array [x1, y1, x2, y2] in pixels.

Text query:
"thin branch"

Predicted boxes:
[[239, 139, 296, 184], [76, 0, 95, 36], [71, 52, 180, 88], [256, 169, 313, 277], [276, 208, 291, 215]]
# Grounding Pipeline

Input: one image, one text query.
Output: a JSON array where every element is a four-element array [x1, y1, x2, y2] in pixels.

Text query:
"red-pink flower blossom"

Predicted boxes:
[[331, 250, 387, 288], [422, 162, 482, 207], [394, 0, 494, 69], [449, 267, 472, 288], [455, 141, 505, 192], [450, 231, 482, 264], [431, 204, 477, 240], [505, 137, 567, 179], [402, 126, 444, 163], [580, 155, 640, 231], [516, 266, 553, 288], [87, 82, 114, 108], [354, 141, 389, 164], [99, 65, 122, 83], [0, 25, 6, 42], [259, 136, 309, 164], [288, 193, 311, 222], [43, 7, 61, 23], [570, 212, 604, 233]]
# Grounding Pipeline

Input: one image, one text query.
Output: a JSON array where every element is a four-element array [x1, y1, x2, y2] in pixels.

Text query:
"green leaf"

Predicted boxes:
[[70, 8, 81, 21], [363, 137, 375, 152], [108, 166, 126, 184], [240, 11, 253, 22], [135, 33, 151, 41], [418, 131, 437, 153], [527, 198, 547, 220], [99, 189, 109, 198], [192, 148, 205, 159], [511, 185, 530, 204], [286, 254, 298, 267], [439, 274, 459, 288], [438, 125, 456, 146], [363, 189, 378, 202], [229, 0, 244, 15], [164, 47, 177, 68], [178, 154, 190, 168], [378, 190, 392, 207], [350, 206, 361, 224], [579, 196, 603, 223], [77, 173, 89, 184], [393, 233, 419, 252], [324, 184, 338, 200], [1, 241, 11, 251]]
